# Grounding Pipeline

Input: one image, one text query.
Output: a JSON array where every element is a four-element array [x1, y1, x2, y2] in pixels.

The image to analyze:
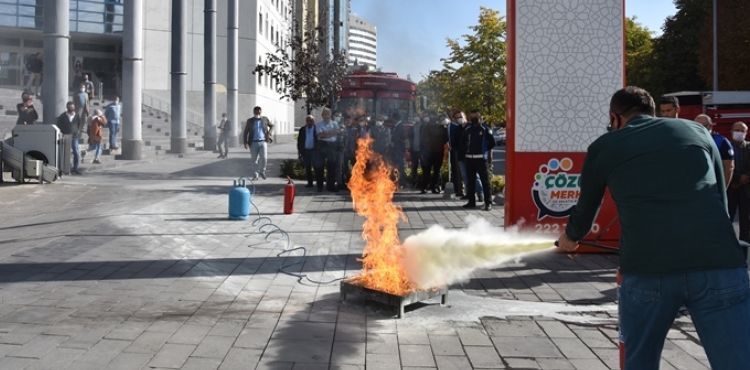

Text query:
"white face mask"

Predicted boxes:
[[733, 131, 746, 142], [422, 117, 429, 123], [457, 118, 466, 125], [443, 118, 450, 125], [375, 121, 383, 126]]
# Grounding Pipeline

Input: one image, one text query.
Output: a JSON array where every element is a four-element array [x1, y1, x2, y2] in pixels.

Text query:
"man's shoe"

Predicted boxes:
[[420, 189, 427, 194], [71, 169, 82, 175], [455, 192, 465, 198], [462, 203, 477, 209], [260, 173, 266, 180], [93, 159, 101, 164], [484, 203, 492, 211], [460, 195, 469, 200], [431, 189, 441, 194], [305, 183, 314, 188], [477, 196, 484, 203], [217, 154, 224, 159]]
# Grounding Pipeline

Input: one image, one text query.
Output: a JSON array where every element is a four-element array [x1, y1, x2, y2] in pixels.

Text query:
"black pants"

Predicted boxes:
[[728, 187, 750, 258], [315, 142, 338, 190], [410, 150, 421, 184], [449, 150, 464, 195], [421, 151, 443, 191], [465, 157, 491, 205], [301, 149, 316, 185]]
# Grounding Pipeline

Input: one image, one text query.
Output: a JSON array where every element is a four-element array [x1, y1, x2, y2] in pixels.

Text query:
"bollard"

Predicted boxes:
[[228, 177, 250, 220]]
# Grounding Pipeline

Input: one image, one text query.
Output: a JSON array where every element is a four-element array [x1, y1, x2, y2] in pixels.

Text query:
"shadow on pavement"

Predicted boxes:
[[256, 292, 371, 367], [0, 254, 362, 283], [457, 251, 619, 305]]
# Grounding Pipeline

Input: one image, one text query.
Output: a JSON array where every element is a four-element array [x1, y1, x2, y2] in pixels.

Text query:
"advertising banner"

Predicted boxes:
[[505, 0, 625, 249]]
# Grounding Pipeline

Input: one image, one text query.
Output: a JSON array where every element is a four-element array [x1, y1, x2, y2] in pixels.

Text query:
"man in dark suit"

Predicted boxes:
[[55, 101, 83, 174], [297, 115, 318, 188], [729, 121, 750, 248]]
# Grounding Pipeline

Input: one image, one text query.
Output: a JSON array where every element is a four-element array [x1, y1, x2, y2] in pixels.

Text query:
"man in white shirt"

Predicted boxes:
[[315, 108, 340, 191]]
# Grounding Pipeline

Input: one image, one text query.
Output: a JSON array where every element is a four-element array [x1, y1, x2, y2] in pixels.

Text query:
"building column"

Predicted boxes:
[[42, 0, 69, 126], [121, 0, 144, 160], [203, 0, 217, 151], [170, 0, 187, 154], [227, 0, 239, 147]]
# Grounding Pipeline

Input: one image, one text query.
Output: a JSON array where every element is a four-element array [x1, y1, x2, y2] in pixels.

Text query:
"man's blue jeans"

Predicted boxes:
[[109, 122, 119, 149], [620, 268, 750, 370]]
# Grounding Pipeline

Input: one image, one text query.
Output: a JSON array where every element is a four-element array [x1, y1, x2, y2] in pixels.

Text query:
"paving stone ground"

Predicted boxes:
[[0, 137, 711, 369]]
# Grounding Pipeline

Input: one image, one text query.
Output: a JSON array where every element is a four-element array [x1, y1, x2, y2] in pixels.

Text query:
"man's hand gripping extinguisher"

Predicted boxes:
[[284, 177, 295, 214]]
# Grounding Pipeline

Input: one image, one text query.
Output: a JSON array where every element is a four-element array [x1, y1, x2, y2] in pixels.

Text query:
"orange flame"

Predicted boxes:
[[348, 136, 414, 295]]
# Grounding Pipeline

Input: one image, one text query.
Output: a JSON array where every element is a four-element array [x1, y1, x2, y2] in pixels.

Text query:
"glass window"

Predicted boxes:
[[338, 98, 375, 118], [376, 98, 414, 121], [259, 12, 262, 34]]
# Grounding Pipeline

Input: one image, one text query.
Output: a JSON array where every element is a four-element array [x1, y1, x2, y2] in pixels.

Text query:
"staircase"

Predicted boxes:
[[0, 87, 211, 176]]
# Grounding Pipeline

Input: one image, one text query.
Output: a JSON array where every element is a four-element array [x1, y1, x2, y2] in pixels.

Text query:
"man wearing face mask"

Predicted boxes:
[[370, 115, 391, 158], [461, 111, 494, 210], [728, 121, 750, 247], [315, 108, 340, 191], [558, 87, 750, 369], [420, 114, 449, 194], [448, 110, 466, 198], [695, 114, 733, 188]]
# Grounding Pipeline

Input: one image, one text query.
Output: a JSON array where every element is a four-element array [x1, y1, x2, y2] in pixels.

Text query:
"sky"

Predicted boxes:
[[350, 0, 678, 81]]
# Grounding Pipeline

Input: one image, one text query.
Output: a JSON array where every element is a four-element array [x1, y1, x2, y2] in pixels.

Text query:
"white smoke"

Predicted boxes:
[[403, 216, 555, 290]]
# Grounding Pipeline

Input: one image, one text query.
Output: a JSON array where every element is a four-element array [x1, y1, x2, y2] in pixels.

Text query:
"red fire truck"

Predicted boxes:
[[337, 71, 417, 120], [663, 91, 750, 137]]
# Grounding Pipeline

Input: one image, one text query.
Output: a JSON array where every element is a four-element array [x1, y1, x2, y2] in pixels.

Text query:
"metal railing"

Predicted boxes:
[[141, 92, 204, 132]]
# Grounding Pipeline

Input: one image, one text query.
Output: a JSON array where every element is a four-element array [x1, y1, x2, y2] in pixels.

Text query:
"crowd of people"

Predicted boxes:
[[15, 81, 121, 175], [285, 107, 497, 210]]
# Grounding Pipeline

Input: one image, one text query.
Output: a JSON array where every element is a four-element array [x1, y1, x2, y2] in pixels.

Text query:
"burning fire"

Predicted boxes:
[[348, 136, 415, 295]]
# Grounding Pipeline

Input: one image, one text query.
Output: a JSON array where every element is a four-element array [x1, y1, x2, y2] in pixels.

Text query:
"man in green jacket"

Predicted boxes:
[[557, 86, 750, 370]]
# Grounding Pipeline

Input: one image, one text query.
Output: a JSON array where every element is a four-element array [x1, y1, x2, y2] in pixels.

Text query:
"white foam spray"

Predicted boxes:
[[403, 216, 555, 290]]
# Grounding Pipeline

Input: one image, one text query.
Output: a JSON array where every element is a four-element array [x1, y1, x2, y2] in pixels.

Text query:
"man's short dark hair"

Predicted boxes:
[[253, 106, 261, 112], [610, 86, 656, 116], [659, 95, 679, 108]]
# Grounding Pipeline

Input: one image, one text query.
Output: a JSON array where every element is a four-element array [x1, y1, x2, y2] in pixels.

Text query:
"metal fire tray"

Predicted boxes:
[[340, 279, 448, 318]]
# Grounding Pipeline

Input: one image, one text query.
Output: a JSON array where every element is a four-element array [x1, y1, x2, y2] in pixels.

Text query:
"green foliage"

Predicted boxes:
[[649, 0, 711, 98], [417, 7, 507, 125], [279, 159, 306, 180], [490, 175, 505, 195], [698, 0, 750, 90], [625, 17, 655, 91], [253, 23, 348, 113]]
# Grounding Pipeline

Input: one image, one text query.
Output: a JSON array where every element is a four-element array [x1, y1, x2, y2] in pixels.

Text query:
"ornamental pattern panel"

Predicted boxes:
[[515, 0, 623, 152]]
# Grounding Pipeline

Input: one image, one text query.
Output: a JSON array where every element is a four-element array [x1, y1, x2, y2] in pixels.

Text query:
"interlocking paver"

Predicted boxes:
[[399, 344, 435, 367], [147, 343, 196, 368], [464, 345, 503, 368], [0, 137, 719, 369]]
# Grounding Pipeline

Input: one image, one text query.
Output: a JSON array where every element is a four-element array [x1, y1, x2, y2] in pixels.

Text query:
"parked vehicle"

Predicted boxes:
[[493, 128, 506, 145]]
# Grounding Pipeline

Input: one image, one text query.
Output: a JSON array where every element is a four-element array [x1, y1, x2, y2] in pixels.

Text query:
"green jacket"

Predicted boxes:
[[566, 115, 746, 274]]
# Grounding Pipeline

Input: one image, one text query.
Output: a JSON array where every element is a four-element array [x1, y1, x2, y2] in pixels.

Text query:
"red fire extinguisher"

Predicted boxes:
[[284, 177, 295, 214]]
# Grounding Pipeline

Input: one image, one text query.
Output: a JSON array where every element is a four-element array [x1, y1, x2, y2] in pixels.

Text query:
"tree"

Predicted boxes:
[[649, 0, 711, 98], [417, 7, 507, 125], [253, 23, 348, 113], [625, 17, 655, 91], [699, 0, 750, 90]]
